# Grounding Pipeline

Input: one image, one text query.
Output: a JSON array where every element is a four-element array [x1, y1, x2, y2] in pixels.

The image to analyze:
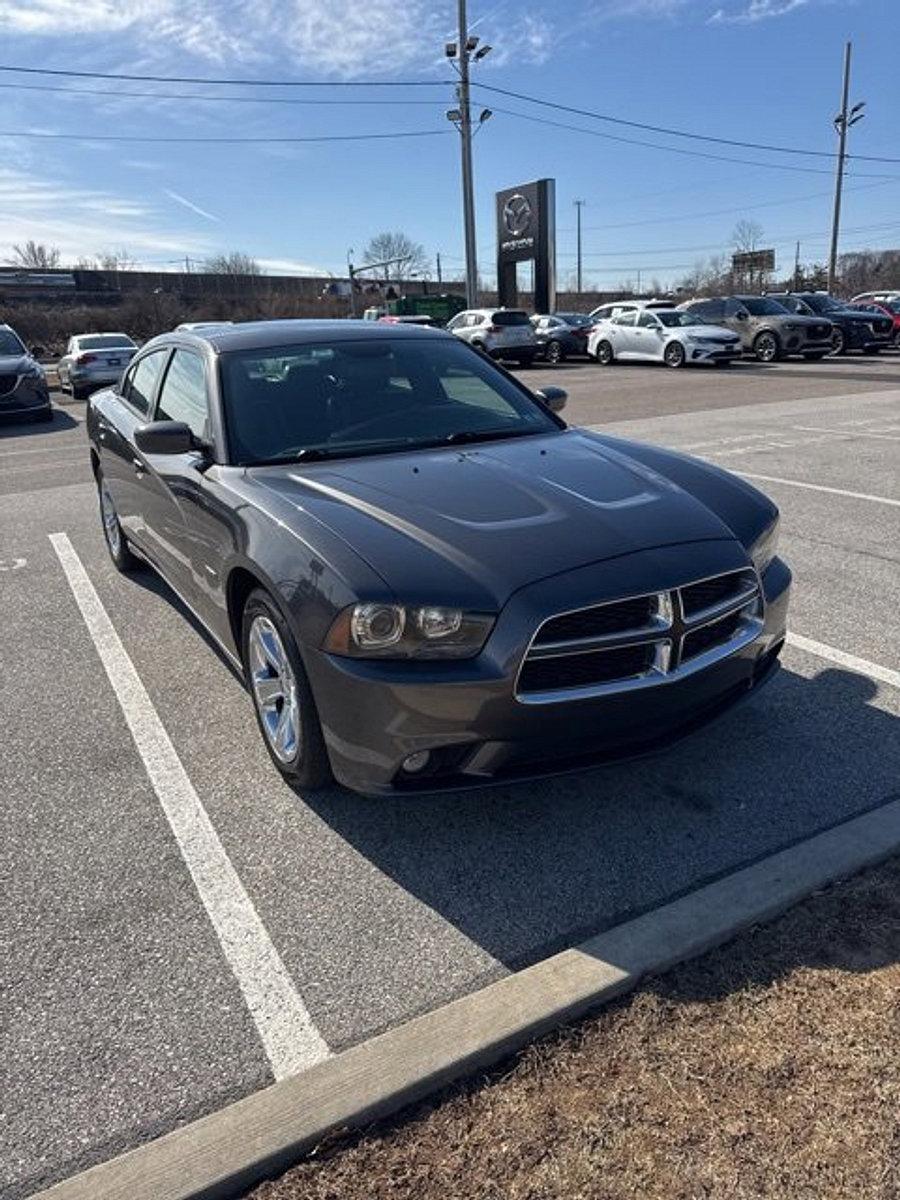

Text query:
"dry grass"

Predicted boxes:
[[250, 859, 900, 1200]]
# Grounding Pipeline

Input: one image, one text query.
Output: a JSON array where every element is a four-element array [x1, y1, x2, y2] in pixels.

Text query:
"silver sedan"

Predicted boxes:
[[58, 333, 138, 399]]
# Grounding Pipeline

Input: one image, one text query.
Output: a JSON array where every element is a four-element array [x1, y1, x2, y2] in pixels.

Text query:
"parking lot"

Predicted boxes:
[[2, 354, 899, 1199]]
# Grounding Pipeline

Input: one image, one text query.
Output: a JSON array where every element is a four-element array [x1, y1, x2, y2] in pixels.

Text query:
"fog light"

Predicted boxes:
[[402, 750, 432, 774]]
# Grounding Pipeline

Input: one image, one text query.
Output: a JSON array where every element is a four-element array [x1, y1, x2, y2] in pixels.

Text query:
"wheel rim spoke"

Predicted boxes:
[[248, 615, 302, 764]]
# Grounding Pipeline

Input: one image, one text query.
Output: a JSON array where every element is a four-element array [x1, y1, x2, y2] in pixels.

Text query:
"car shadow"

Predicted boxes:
[[0, 407, 80, 437], [301, 665, 899, 973]]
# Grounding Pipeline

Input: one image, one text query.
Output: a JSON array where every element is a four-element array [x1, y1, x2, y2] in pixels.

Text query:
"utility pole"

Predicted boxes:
[[436, 251, 442, 285], [446, 3, 492, 309], [574, 200, 585, 294], [794, 240, 801, 291], [828, 41, 865, 294]]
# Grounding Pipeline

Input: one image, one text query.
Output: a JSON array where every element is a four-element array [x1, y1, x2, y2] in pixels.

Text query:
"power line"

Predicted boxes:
[[474, 81, 900, 165], [0, 63, 450, 87], [492, 107, 899, 180], [0, 80, 445, 106], [0, 127, 449, 144]]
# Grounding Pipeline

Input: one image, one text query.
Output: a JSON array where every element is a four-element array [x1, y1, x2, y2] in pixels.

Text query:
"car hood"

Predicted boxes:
[[0, 354, 36, 373], [247, 429, 739, 609]]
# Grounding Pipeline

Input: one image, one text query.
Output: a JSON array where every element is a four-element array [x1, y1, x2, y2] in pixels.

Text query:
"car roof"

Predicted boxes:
[[147, 319, 456, 353], [73, 331, 134, 339]]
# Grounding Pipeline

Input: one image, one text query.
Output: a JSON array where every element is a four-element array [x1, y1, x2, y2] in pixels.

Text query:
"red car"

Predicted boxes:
[[854, 298, 900, 349]]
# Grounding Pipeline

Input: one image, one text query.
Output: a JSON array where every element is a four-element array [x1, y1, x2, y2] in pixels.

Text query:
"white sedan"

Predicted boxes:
[[588, 308, 742, 368]]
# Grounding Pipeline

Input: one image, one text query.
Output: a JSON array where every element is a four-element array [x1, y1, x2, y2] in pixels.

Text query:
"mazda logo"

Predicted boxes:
[[502, 193, 532, 238]]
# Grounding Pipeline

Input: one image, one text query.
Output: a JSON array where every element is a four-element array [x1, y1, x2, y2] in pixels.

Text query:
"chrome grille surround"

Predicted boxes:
[[515, 568, 763, 704]]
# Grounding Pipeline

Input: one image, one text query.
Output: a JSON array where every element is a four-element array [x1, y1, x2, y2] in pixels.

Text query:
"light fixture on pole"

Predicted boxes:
[[445, 1, 493, 308], [827, 41, 865, 294]]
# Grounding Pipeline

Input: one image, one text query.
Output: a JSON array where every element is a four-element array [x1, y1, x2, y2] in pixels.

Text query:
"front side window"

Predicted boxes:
[[220, 338, 560, 466], [123, 349, 168, 415], [740, 297, 790, 317], [155, 349, 208, 440], [638, 311, 661, 328]]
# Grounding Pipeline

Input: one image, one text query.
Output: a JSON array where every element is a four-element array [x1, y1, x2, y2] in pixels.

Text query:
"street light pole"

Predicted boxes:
[[827, 41, 864, 294], [457, 0, 478, 308], [574, 199, 585, 294]]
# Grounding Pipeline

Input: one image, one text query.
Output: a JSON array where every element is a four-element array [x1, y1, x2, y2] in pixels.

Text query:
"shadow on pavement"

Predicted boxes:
[[303, 666, 900, 971], [0, 407, 80, 438]]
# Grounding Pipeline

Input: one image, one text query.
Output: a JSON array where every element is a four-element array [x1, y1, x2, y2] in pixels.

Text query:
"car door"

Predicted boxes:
[[720, 298, 752, 347], [99, 347, 170, 549], [633, 310, 666, 361], [140, 346, 230, 614], [609, 310, 640, 357]]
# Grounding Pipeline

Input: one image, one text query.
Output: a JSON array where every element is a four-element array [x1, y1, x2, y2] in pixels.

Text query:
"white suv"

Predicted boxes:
[[446, 309, 537, 366]]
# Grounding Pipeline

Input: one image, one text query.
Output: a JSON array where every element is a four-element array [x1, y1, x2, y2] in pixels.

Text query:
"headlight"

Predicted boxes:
[[21, 361, 44, 378], [784, 323, 800, 331], [324, 603, 495, 659], [749, 518, 779, 577]]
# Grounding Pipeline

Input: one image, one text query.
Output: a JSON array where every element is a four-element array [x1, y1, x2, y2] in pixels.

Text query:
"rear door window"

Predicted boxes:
[[492, 311, 532, 326]]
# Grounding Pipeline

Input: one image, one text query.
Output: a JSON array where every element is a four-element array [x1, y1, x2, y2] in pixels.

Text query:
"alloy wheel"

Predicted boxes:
[[546, 341, 563, 364], [248, 615, 301, 764], [829, 328, 845, 356], [755, 332, 778, 363], [664, 342, 685, 368]]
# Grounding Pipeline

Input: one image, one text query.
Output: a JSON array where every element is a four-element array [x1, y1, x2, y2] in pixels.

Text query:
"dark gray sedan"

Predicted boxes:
[[87, 320, 790, 795]]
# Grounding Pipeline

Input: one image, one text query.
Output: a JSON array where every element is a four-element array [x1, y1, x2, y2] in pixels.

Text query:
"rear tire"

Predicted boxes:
[[241, 589, 332, 791], [97, 474, 138, 573], [545, 340, 564, 364], [594, 340, 614, 365], [753, 331, 781, 363], [71, 384, 87, 400]]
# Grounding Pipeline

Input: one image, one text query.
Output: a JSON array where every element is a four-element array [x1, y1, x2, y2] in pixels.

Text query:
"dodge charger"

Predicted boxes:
[[87, 320, 790, 795]]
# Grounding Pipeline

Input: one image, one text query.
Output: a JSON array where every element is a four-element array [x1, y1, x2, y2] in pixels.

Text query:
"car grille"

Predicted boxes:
[[0, 373, 19, 398], [516, 569, 762, 703], [811, 324, 830, 339]]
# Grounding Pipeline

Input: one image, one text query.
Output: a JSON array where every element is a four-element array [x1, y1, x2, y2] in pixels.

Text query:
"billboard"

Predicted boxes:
[[732, 249, 775, 273], [496, 179, 556, 313]]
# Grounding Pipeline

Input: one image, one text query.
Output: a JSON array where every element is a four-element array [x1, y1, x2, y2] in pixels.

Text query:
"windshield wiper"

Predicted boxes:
[[294, 447, 333, 461], [443, 428, 535, 446]]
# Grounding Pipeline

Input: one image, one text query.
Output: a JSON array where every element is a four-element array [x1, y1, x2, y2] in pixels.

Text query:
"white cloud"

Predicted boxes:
[[163, 188, 220, 222], [709, 0, 809, 23], [257, 256, 327, 276], [0, 167, 214, 263]]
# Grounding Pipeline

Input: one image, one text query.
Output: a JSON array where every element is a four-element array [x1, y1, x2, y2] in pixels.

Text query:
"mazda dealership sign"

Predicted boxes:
[[496, 179, 556, 312]]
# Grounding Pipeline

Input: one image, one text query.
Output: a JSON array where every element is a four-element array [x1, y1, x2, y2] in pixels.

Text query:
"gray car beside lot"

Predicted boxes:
[[446, 308, 538, 366], [58, 332, 138, 399], [87, 320, 789, 796], [679, 295, 833, 362], [0, 323, 52, 423]]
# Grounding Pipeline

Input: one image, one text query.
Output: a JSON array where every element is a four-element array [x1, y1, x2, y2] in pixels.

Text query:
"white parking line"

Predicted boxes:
[[735, 471, 900, 508], [49, 532, 330, 1081], [791, 424, 900, 441], [787, 632, 900, 690]]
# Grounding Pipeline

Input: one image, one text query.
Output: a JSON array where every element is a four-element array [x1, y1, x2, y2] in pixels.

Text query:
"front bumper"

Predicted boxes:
[[304, 543, 791, 796], [689, 344, 741, 362], [0, 376, 51, 420]]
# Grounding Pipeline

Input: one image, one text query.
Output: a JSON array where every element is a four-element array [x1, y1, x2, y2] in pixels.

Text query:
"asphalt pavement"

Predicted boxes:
[[2, 355, 899, 1198]]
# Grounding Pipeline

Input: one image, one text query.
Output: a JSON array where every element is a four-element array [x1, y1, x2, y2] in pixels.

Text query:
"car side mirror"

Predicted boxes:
[[30, 345, 44, 357], [134, 420, 196, 455], [535, 386, 568, 414]]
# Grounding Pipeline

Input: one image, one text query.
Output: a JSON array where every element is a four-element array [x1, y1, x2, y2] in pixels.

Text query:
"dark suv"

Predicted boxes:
[[767, 293, 893, 355], [0, 323, 52, 423], [679, 296, 833, 362]]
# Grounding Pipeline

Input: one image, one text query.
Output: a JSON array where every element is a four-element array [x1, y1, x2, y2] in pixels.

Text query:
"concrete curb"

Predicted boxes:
[[33, 795, 900, 1200]]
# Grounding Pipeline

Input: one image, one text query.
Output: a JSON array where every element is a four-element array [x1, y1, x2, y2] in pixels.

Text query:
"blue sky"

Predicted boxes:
[[0, 0, 896, 288]]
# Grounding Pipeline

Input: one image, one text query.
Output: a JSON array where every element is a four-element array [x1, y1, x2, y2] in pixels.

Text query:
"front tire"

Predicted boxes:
[[98, 474, 138, 573], [753, 331, 781, 363], [545, 340, 565, 364], [241, 589, 331, 790], [829, 327, 846, 356], [594, 340, 614, 365], [664, 341, 686, 368]]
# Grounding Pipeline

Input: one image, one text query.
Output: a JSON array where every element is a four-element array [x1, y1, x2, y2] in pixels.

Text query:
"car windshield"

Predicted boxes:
[[220, 337, 561, 466], [655, 311, 705, 328], [740, 297, 790, 316], [77, 335, 135, 350], [797, 294, 841, 313], [0, 330, 26, 355]]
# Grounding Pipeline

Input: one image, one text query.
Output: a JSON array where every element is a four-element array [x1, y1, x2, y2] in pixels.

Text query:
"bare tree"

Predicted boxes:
[[203, 251, 262, 276], [361, 232, 429, 279], [5, 241, 61, 269], [731, 220, 764, 253], [97, 248, 136, 271]]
